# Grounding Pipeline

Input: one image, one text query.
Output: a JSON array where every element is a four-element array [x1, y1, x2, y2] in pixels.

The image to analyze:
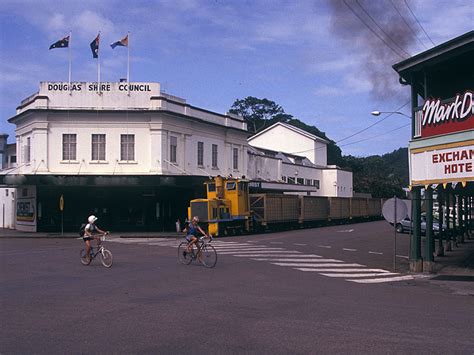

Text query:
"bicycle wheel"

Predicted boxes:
[[178, 242, 193, 265], [80, 249, 92, 265], [199, 244, 217, 268], [100, 249, 113, 268]]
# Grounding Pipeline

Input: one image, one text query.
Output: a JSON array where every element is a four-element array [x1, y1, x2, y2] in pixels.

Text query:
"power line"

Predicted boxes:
[[336, 101, 410, 144], [355, 0, 412, 57], [342, 0, 407, 59], [287, 100, 410, 155], [389, 0, 429, 51], [403, 0, 436, 46], [339, 122, 410, 148]]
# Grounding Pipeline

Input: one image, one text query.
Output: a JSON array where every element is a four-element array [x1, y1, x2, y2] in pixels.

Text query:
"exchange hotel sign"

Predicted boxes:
[[410, 91, 473, 185]]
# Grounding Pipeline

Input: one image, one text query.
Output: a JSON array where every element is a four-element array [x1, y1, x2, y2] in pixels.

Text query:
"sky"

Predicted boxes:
[[0, 0, 472, 157]]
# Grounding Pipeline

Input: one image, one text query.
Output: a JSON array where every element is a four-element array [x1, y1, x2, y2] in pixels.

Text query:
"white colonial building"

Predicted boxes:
[[1, 81, 352, 232], [247, 122, 353, 197]]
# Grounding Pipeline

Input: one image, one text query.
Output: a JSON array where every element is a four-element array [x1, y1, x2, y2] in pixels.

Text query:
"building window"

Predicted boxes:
[[297, 178, 304, 185], [10, 155, 16, 164], [288, 177, 295, 184], [197, 141, 204, 166], [170, 136, 177, 163], [305, 179, 312, 186], [120, 134, 135, 161], [25, 137, 31, 163], [282, 176, 287, 182], [91, 134, 106, 161], [313, 180, 320, 189], [62, 134, 77, 161], [233, 147, 238, 170], [212, 144, 218, 168]]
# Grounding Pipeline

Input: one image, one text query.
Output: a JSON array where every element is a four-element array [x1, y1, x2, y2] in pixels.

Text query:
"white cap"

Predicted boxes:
[[88, 215, 98, 223]]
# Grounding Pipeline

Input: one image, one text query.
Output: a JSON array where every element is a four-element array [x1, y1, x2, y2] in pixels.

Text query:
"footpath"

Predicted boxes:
[[1, 228, 473, 277]]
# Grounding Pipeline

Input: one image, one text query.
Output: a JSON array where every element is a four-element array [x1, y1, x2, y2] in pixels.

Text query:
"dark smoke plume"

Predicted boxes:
[[328, 0, 425, 101]]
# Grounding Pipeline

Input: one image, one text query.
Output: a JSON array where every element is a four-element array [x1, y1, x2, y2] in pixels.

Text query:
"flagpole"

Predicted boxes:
[[68, 31, 72, 95], [127, 31, 130, 96], [97, 32, 101, 94]]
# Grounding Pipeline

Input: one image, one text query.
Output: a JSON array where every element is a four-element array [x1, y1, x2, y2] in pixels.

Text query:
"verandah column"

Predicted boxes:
[[423, 186, 434, 272], [436, 188, 444, 256], [410, 186, 423, 272], [444, 188, 452, 252]]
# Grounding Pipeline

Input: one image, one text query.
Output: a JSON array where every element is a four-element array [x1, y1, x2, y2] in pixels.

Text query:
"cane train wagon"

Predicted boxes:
[[188, 176, 383, 237]]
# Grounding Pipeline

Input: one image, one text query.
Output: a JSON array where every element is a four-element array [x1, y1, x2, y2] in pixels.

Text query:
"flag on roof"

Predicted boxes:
[[90, 33, 100, 58], [111, 34, 128, 49], [49, 35, 70, 50]]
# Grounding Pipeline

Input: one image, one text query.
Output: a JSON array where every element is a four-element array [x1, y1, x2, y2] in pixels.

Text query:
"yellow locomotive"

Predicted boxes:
[[188, 175, 251, 236], [188, 176, 384, 237]]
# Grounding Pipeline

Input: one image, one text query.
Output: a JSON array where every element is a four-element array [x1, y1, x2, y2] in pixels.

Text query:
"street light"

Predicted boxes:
[[371, 110, 411, 119]]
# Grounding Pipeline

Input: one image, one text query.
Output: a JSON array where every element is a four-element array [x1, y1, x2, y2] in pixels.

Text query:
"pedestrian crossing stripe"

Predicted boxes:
[[108, 238, 422, 284]]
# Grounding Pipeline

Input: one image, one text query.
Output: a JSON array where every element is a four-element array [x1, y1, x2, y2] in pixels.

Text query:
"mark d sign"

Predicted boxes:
[[416, 91, 473, 138]]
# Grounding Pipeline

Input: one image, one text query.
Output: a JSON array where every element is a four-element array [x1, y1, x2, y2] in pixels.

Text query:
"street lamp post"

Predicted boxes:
[[371, 111, 411, 119]]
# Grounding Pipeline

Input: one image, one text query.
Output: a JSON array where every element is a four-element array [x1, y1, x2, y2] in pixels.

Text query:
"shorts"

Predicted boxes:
[[186, 234, 198, 242], [83, 236, 93, 241]]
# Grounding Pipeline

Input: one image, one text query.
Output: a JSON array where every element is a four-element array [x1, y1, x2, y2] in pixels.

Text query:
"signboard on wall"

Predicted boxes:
[[410, 142, 474, 185], [16, 197, 36, 225], [414, 91, 473, 139]]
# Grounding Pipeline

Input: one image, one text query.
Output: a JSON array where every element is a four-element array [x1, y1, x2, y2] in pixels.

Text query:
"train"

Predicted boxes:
[[188, 176, 385, 237]]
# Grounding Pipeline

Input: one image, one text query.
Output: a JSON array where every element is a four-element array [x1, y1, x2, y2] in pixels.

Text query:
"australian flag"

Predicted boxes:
[[90, 34, 100, 58], [49, 35, 69, 50]]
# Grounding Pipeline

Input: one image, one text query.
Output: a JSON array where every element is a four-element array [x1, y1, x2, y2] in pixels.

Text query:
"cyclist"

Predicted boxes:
[[183, 216, 208, 255], [83, 215, 108, 261]]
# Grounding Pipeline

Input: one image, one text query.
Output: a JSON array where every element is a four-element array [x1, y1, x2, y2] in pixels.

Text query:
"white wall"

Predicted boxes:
[[0, 187, 15, 229], [13, 111, 250, 178], [248, 125, 315, 163], [321, 168, 353, 197]]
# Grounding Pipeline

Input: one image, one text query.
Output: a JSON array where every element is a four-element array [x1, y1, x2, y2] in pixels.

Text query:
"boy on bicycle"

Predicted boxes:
[[183, 216, 208, 255], [83, 215, 108, 261]]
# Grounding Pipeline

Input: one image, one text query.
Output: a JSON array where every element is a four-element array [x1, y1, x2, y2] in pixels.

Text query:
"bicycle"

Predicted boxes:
[[178, 236, 217, 268], [80, 233, 113, 268]]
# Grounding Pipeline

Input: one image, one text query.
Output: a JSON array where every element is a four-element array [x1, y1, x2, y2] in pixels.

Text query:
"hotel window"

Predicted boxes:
[[62, 134, 77, 161], [25, 137, 31, 163], [232, 147, 238, 170], [120, 134, 135, 161], [212, 144, 218, 168], [91, 134, 106, 161], [197, 141, 204, 166], [170, 136, 177, 163]]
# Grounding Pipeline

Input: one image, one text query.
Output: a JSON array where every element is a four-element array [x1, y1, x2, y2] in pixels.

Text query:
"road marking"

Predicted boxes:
[[296, 268, 392, 273], [217, 248, 285, 254], [321, 272, 400, 278], [272, 263, 364, 267], [222, 250, 301, 255], [233, 253, 301, 257], [349, 275, 417, 283], [337, 229, 354, 233], [214, 246, 283, 252], [108, 237, 424, 285]]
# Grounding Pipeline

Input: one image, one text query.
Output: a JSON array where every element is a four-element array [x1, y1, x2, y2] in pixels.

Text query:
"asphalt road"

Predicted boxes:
[[1, 221, 473, 354]]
